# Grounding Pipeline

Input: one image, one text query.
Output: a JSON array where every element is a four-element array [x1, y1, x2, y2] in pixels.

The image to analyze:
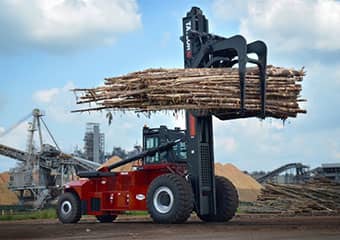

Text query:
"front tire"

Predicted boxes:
[[198, 176, 239, 222], [57, 192, 81, 224], [147, 173, 193, 224]]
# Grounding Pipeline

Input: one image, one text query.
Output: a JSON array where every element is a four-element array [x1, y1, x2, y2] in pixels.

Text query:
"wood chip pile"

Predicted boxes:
[[0, 172, 18, 205], [215, 163, 262, 202], [72, 66, 306, 119], [244, 180, 340, 215], [98, 156, 135, 172]]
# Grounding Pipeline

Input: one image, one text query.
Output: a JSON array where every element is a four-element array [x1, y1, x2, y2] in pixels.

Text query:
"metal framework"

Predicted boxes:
[[256, 163, 310, 184], [0, 109, 100, 208], [181, 7, 268, 216]]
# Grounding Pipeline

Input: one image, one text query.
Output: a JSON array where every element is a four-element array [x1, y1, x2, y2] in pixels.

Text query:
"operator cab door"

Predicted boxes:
[[144, 136, 163, 164], [143, 134, 172, 164], [142, 126, 187, 164]]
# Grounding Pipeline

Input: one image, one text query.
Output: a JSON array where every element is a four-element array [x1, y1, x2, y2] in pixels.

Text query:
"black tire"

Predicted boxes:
[[57, 192, 81, 224], [198, 176, 239, 222], [96, 215, 117, 223], [147, 173, 193, 224]]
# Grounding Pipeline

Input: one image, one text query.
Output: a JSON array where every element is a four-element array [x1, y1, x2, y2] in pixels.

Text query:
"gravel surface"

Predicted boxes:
[[0, 214, 339, 240]]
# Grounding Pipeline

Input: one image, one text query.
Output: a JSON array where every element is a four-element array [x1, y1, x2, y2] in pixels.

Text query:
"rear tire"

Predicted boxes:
[[147, 173, 193, 224], [57, 192, 81, 224], [96, 215, 117, 223], [198, 176, 238, 222]]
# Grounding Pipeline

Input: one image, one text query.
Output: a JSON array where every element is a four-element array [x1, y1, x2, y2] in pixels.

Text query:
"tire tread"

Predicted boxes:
[[147, 173, 193, 224], [198, 176, 239, 222], [57, 192, 81, 224]]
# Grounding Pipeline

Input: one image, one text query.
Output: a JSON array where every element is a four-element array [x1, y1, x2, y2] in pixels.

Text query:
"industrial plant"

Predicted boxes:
[[83, 123, 105, 164], [0, 109, 100, 208]]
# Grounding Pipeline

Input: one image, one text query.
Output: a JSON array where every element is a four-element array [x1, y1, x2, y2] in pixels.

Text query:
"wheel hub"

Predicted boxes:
[[153, 186, 174, 214], [61, 200, 72, 216], [159, 193, 170, 206]]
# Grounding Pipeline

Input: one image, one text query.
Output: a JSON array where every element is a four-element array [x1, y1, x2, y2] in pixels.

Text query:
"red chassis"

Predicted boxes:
[[63, 163, 187, 216], [57, 127, 238, 224]]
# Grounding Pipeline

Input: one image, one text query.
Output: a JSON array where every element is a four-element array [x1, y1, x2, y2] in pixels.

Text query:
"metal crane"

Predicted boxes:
[[0, 109, 100, 208]]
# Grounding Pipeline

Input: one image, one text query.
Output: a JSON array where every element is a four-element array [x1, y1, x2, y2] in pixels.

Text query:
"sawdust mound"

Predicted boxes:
[[0, 172, 10, 184], [98, 156, 135, 172], [215, 163, 262, 202], [0, 172, 19, 205]]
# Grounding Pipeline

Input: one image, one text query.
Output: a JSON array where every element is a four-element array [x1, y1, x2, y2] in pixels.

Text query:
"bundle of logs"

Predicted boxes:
[[246, 180, 340, 215], [72, 66, 306, 119]]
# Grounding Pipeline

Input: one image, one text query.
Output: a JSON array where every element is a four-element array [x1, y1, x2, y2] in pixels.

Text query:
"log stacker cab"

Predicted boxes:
[[57, 7, 267, 224]]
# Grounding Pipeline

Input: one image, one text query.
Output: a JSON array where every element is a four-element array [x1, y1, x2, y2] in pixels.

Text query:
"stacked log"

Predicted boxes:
[[244, 180, 340, 215], [72, 66, 306, 119]]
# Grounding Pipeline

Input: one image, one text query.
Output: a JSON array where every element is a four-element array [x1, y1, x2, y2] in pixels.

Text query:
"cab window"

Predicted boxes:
[[145, 137, 159, 164], [173, 141, 187, 160]]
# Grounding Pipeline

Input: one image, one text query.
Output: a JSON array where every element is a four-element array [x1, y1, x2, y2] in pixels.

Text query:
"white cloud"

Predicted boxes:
[[160, 32, 171, 48], [213, 112, 340, 171], [0, 0, 141, 52], [269, 121, 284, 130], [0, 122, 28, 150], [217, 137, 237, 153], [213, 117, 293, 169], [330, 141, 340, 160], [33, 88, 60, 103], [212, 0, 340, 51], [335, 68, 340, 85], [212, 0, 248, 21], [33, 82, 78, 123], [335, 152, 340, 159], [0, 95, 6, 111]]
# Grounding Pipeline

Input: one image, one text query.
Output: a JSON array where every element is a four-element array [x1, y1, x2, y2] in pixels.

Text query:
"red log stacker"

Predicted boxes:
[[57, 7, 267, 224]]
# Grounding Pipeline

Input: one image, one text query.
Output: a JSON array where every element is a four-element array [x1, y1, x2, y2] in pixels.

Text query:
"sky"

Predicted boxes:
[[0, 0, 339, 172]]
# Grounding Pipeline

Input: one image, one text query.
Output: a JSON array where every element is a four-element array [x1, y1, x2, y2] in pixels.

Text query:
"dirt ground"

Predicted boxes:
[[0, 214, 339, 240]]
